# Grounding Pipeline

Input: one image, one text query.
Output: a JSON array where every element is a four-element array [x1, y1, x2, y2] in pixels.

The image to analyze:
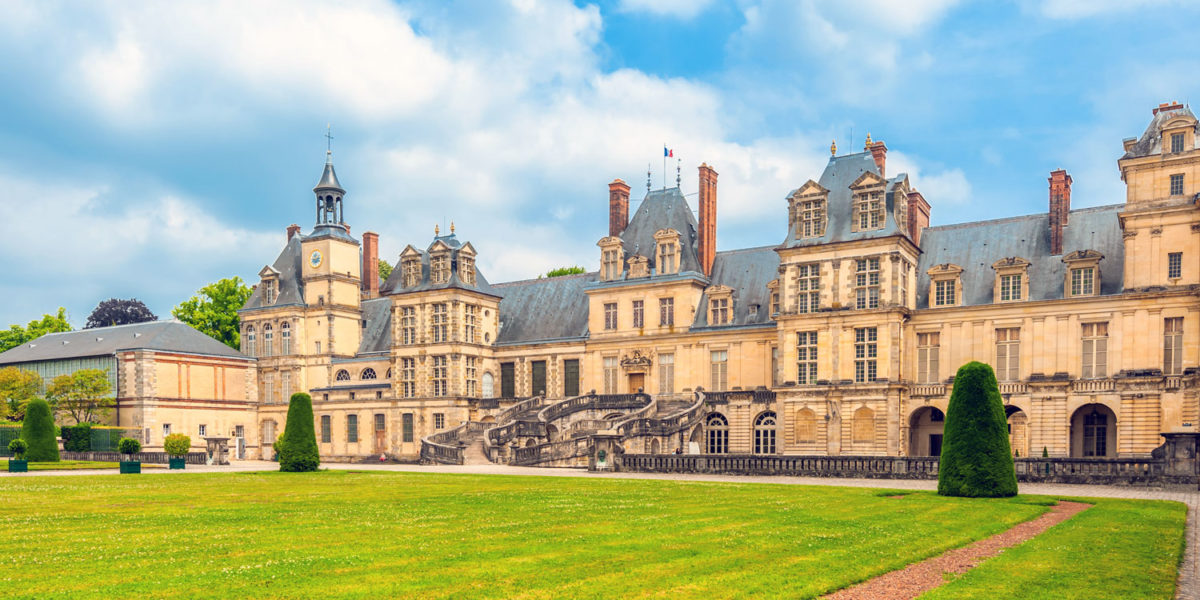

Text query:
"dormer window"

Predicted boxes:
[[766, 279, 781, 316], [926, 263, 963, 308], [459, 255, 476, 285], [264, 281, 276, 304], [402, 258, 421, 287], [992, 257, 1030, 303], [1063, 250, 1103, 298], [1172, 132, 1185, 153], [1071, 267, 1095, 296], [431, 254, 450, 284], [654, 229, 681, 275], [707, 286, 733, 325], [853, 191, 885, 231], [628, 255, 649, 279], [789, 180, 828, 239], [598, 237, 624, 282]]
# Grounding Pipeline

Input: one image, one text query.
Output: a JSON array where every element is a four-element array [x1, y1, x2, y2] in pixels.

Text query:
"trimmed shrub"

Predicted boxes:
[[20, 399, 59, 462], [938, 361, 1018, 498], [278, 392, 319, 472], [8, 438, 28, 460], [118, 437, 142, 456], [164, 434, 191, 456], [61, 424, 93, 452]]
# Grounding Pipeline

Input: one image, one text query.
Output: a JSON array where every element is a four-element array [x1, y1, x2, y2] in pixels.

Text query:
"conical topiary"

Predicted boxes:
[[937, 361, 1017, 497], [21, 398, 60, 462], [278, 392, 319, 472]]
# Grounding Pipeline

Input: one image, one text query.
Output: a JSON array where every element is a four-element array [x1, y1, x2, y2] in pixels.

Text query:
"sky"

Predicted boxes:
[[1, 0, 1198, 327]]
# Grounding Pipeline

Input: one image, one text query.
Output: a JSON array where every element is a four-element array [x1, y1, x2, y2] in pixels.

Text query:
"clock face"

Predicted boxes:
[[310, 250, 323, 268]]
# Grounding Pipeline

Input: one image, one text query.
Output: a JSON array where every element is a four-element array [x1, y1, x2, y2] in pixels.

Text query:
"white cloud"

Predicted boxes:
[[888, 151, 973, 208], [617, 0, 717, 20]]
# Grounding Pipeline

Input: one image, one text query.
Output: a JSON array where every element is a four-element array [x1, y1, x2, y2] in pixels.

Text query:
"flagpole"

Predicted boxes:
[[662, 143, 666, 190]]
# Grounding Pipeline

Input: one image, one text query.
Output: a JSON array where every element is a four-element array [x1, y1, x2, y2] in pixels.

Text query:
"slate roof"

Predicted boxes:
[[493, 272, 596, 345], [916, 204, 1126, 308], [303, 223, 358, 244], [782, 152, 910, 248], [314, 156, 344, 192], [242, 234, 306, 311], [619, 187, 703, 274], [691, 245, 780, 329], [1123, 105, 1198, 159], [357, 297, 393, 354], [0, 321, 251, 364], [380, 233, 498, 297]]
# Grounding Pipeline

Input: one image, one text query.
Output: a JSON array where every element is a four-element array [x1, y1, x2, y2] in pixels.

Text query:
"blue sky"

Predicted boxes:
[[1, 0, 1197, 327]]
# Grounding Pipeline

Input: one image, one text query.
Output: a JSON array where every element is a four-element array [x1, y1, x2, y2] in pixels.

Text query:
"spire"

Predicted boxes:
[[313, 126, 346, 227]]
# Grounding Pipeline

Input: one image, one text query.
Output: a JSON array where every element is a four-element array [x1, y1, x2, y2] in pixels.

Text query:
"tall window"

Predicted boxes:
[[500, 363, 515, 397], [244, 326, 255, 357], [263, 373, 274, 405], [1165, 317, 1184, 375], [1083, 409, 1107, 457], [1070, 267, 1095, 297], [602, 248, 622, 281], [401, 357, 416, 398], [771, 292, 781, 316], [798, 197, 826, 238], [855, 258, 881, 309], [563, 359, 580, 397], [1000, 274, 1022, 301], [402, 259, 421, 287], [1081, 323, 1109, 379], [281, 370, 291, 401], [797, 264, 820, 313], [281, 322, 291, 354], [659, 297, 674, 326], [264, 281, 275, 304], [934, 280, 956, 307], [753, 412, 777, 454], [797, 331, 818, 385], [1169, 252, 1183, 279], [632, 300, 644, 328], [431, 303, 448, 342], [705, 413, 728, 454], [658, 353, 674, 394], [603, 357, 618, 393], [710, 298, 730, 325], [464, 305, 478, 343], [347, 414, 359, 443], [854, 191, 885, 231], [459, 256, 476, 285], [466, 356, 478, 396], [434, 413, 445, 429], [432, 355, 447, 396], [320, 415, 331, 443], [995, 328, 1021, 381], [402, 413, 414, 443], [1171, 173, 1184, 196], [262, 324, 273, 357], [657, 241, 678, 274], [710, 350, 728, 391], [1172, 132, 1185, 153], [917, 332, 940, 383], [400, 307, 416, 345], [431, 256, 450, 284], [854, 327, 878, 383], [604, 303, 618, 330]]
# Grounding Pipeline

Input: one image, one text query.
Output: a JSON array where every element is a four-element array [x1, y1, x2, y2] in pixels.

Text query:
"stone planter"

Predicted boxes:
[[119, 461, 141, 474], [169, 457, 187, 470], [7, 459, 28, 473]]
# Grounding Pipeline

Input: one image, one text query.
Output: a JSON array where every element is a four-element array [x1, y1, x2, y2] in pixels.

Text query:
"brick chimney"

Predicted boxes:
[[1153, 101, 1184, 116], [698, 163, 718, 277], [362, 231, 379, 298], [608, 179, 630, 237], [287, 223, 301, 242], [866, 136, 888, 179], [1048, 169, 1072, 255], [907, 190, 930, 245]]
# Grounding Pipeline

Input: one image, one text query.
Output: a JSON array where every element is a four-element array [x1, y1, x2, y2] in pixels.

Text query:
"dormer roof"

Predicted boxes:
[[1123, 104, 1199, 159], [782, 152, 911, 248], [381, 232, 498, 297]]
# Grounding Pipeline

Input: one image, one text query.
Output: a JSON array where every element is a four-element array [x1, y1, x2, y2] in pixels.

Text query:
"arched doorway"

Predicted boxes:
[[908, 407, 945, 456], [1071, 403, 1117, 457], [1005, 405, 1029, 457], [481, 372, 494, 398], [479, 415, 496, 424], [525, 438, 538, 447], [705, 413, 728, 454], [545, 424, 559, 442], [688, 424, 703, 454], [650, 439, 661, 454]]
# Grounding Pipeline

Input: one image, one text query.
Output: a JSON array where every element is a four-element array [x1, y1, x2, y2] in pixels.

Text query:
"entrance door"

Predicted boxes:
[[929, 434, 943, 457], [628, 373, 645, 393], [563, 359, 580, 397], [234, 425, 245, 459], [374, 414, 387, 454]]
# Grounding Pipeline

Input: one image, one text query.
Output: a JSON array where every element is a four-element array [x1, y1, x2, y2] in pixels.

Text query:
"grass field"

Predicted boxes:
[[0, 460, 166, 471], [0, 471, 1184, 599]]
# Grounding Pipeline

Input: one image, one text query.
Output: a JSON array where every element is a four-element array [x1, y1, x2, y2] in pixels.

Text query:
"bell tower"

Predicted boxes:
[[314, 149, 346, 227]]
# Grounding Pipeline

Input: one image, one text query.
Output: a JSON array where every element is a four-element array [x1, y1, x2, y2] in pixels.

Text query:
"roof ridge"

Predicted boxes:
[[924, 203, 1124, 232], [493, 272, 596, 288], [40, 320, 177, 337], [715, 244, 777, 256]]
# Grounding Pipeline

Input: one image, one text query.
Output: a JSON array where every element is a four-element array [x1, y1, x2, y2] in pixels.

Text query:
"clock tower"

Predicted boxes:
[[300, 150, 363, 359]]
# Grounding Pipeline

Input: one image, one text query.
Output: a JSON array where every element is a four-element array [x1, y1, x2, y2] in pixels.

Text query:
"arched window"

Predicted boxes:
[[481, 372, 495, 398], [361, 368, 377, 380], [335, 369, 351, 381], [705, 413, 728, 454], [262, 324, 274, 357], [795, 408, 817, 443], [281, 322, 291, 355], [244, 326, 256, 357], [853, 407, 875, 443], [754, 411, 777, 454], [385, 368, 393, 379]]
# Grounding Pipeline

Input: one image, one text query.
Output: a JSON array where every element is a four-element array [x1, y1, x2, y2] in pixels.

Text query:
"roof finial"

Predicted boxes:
[[325, 123, 334, 163], [830, 139, 837, 156], [450, 221, 455, 234], [647, 163, 652, 192], [864, 132, 872, 148], [676, 158, 681, 187], [435, 224, 440, 236]]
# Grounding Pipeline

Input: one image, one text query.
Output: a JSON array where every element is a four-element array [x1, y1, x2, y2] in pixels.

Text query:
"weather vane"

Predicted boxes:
[[325, 123, 334, 156]]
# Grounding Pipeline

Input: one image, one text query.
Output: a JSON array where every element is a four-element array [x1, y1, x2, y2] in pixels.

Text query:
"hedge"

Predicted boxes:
[[61, 424, 93, 452]]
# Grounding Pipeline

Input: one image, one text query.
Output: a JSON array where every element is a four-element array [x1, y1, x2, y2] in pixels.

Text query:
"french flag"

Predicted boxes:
[[664, 146, 673, 157]]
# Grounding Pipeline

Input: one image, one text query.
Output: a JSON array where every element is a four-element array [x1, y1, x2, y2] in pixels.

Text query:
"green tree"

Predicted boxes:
[[937, 361, 1018, 498], [172, 277, 253, 349], [278, 392, 319, 472], [378, 258, 393, 282], [46, 369, 114, 425], [0, 366, 42, 422], [541, 266, 586, 278], [21, 398, 59, 462], [0, 308, 73, 353], [85, 298, 157, 329]]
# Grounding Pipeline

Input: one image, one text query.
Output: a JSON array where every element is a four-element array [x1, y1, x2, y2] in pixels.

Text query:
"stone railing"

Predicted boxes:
[[703, 389, 776, 404], [513, 437, 592, 467], [420, 421, 489, 465], [1013, 456, 1177, 485], [617, 391, 705, 438], [493, 395, 542, 425], [1071, 378, 1116, 393], [60, 450, 208, 465], [536, 392, 652, 425], [998, 381, 1028, 395], [909, 384, 946, 397]]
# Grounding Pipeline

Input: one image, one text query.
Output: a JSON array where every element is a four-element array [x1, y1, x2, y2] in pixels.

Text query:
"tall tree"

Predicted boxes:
[[172, 277, 253, 349], [85, 298, 157, 329], [21, 398, 60, 462], [378, 258, 393, 282], [46, 369, 114, 425], [0, 367, 42, 422], [937, 361, 1018, 498], [0, 308, 72, 353], [278, 392, 320, 472]]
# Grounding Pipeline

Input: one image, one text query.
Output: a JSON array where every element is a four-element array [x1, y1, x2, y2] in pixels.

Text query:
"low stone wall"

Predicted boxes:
[[61, 451, 208, 465]]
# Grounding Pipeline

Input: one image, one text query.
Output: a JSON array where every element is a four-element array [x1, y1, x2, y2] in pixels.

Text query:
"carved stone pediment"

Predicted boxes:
[[620, 349, 653, 372]]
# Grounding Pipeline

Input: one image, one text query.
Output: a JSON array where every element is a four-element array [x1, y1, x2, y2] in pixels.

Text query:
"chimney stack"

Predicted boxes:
[[907, 190, 930, 245], [287, 223, 301, 242], [608, 179, 630, 237], [698, 163, 718, 276], [1153, 101, 1184, 116], [362, 231, 379, 298], [1048, 169, 1072, 255], [866, 135, 888, 179]]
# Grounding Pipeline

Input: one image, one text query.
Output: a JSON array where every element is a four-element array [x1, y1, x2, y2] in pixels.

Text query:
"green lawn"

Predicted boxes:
[[0, 471, 1183, 599], [0, 459, 167, 471]]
